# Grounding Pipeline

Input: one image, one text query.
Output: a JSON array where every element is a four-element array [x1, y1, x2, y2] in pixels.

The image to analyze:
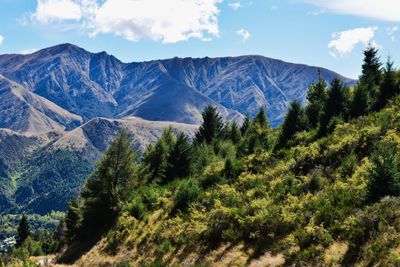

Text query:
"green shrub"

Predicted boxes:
[[173, 179, 203, 213]]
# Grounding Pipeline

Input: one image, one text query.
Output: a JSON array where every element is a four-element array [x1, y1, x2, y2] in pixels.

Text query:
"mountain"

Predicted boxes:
[[0, 43, 355, 128], [0, 117, 197, 214], [0, 75, 82, 133]]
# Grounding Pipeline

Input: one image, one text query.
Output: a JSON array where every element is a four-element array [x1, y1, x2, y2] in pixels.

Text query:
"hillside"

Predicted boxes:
[[46, 47, 400, 266], [0, 117, 197, 215], [64, 97, 400, 267]]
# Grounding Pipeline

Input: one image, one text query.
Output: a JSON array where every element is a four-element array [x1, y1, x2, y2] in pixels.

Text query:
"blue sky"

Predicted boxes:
[[0, 0, 399, 79]]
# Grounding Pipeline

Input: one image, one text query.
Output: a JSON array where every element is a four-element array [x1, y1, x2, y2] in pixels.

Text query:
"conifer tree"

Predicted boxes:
[[319, 79, 348, 135], [143, 127, 176, 181], [254, 107, 269, 128], [351, 85, 372, 117], [80, 130, 138, 233], [222, 122, 242, 144], [376, 58, 399, 109], [16, 215, 30, 247], [65, 198, 81, 243], [240, 115, 252, 135], [360, 45, 382, 87], [277, 101, 308, 148], [165, 132, 192, 182], [306, 78, 327, 128], [351, 46, 382, 115], [367, 142, 400, 203], [195, 105, 223, 144]]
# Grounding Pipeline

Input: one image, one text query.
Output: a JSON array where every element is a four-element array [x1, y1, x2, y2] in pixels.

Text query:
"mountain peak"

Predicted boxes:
[[36, 43, 88, 57]]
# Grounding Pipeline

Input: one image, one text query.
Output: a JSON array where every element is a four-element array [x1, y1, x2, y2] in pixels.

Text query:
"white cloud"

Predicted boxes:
[[270, 5, 278, 11], [32, 0, 223, 44], [0, 35, 3, 45], [303, 0, 400, 22], [308, 9, 325, 16], [387, 26, 399, 41], [20, 48, 38, 54], [228, 2, 241, 10], [32, 0, 83, 23], [236, 28, 250, 42], [328, 27, 378, 57]]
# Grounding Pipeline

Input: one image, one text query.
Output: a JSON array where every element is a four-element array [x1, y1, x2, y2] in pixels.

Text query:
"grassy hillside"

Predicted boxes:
[[3, 47, 400, 266], [70, 97, 400, 266]]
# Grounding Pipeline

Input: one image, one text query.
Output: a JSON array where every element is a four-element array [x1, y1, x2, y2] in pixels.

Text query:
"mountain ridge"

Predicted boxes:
[[0, 43, 356, 129]]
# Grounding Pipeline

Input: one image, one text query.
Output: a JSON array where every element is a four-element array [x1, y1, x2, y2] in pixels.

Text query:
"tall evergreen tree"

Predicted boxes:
[[239, 108, 272, 155], [143, 127, 176, 181], [352, 46, 382, 115], [165, 132, 192, 182], [223, 121, 242, 144], [65, 198, 81, 243], [16, 215, 30, 247], [277, 101, 308, 149], [254, 107, 269, 128], [80, 130, 138, 233], [319, 79, 348, 135], [351, 85, 373, 117], [360, 46, 382, 86], [240, 114, 252, 135], [195, 105, 223, 144], [306, 78, 327, 128], [376, 58, 399, 109]]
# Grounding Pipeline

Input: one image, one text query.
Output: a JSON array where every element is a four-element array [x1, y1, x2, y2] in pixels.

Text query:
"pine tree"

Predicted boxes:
[[195, 105, 223, 144], [352, 46, 382, 115], [240, 115, 252, 135], [306, 78, 327, 128], [16, 215, 30, 247], [351, 85, 372, 117], [367, 142, 400, 203], [360, 46, 382, 86], [277, 101, 308, 149], [254, 107, 269, 128], [222, 122, 242, 144], [143, 127, 176, 181], [376, 58, 399, 109], [65, 198, 81, 243], [80, 130, 138, 233], [165, 132, 192, 182], [319, 79, 348, 136]]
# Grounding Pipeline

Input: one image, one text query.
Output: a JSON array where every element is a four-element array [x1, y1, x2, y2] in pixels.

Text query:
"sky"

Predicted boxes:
[[0, 0, 399, 79]]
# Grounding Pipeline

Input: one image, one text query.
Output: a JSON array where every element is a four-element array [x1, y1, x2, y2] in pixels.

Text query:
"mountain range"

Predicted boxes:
[[0, 43, 356, 214]]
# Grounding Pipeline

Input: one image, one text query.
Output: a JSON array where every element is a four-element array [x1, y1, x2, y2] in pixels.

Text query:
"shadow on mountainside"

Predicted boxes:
[[56, 231, 104, 264]]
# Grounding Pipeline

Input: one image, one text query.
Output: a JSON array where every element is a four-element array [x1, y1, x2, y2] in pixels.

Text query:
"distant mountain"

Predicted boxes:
[[0, 75, 82, 133], [0, 43, 355, 128], [0, 117, 197, 214]]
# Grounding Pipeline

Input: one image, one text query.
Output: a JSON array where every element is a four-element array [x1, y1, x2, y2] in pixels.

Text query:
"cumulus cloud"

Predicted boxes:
[[228, 2, 241, 10], [303, 0, 400, 22], [328, 27, 378, 57], [31, 0, 223, 43], [32, 0, 83, 23], [236, 29, 250, 42], [0, 35, 3, 45]]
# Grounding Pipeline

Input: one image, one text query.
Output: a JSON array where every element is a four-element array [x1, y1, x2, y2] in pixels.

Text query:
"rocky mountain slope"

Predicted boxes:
[[0, 117, 197, 214], [0, 43, 355, 128]]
